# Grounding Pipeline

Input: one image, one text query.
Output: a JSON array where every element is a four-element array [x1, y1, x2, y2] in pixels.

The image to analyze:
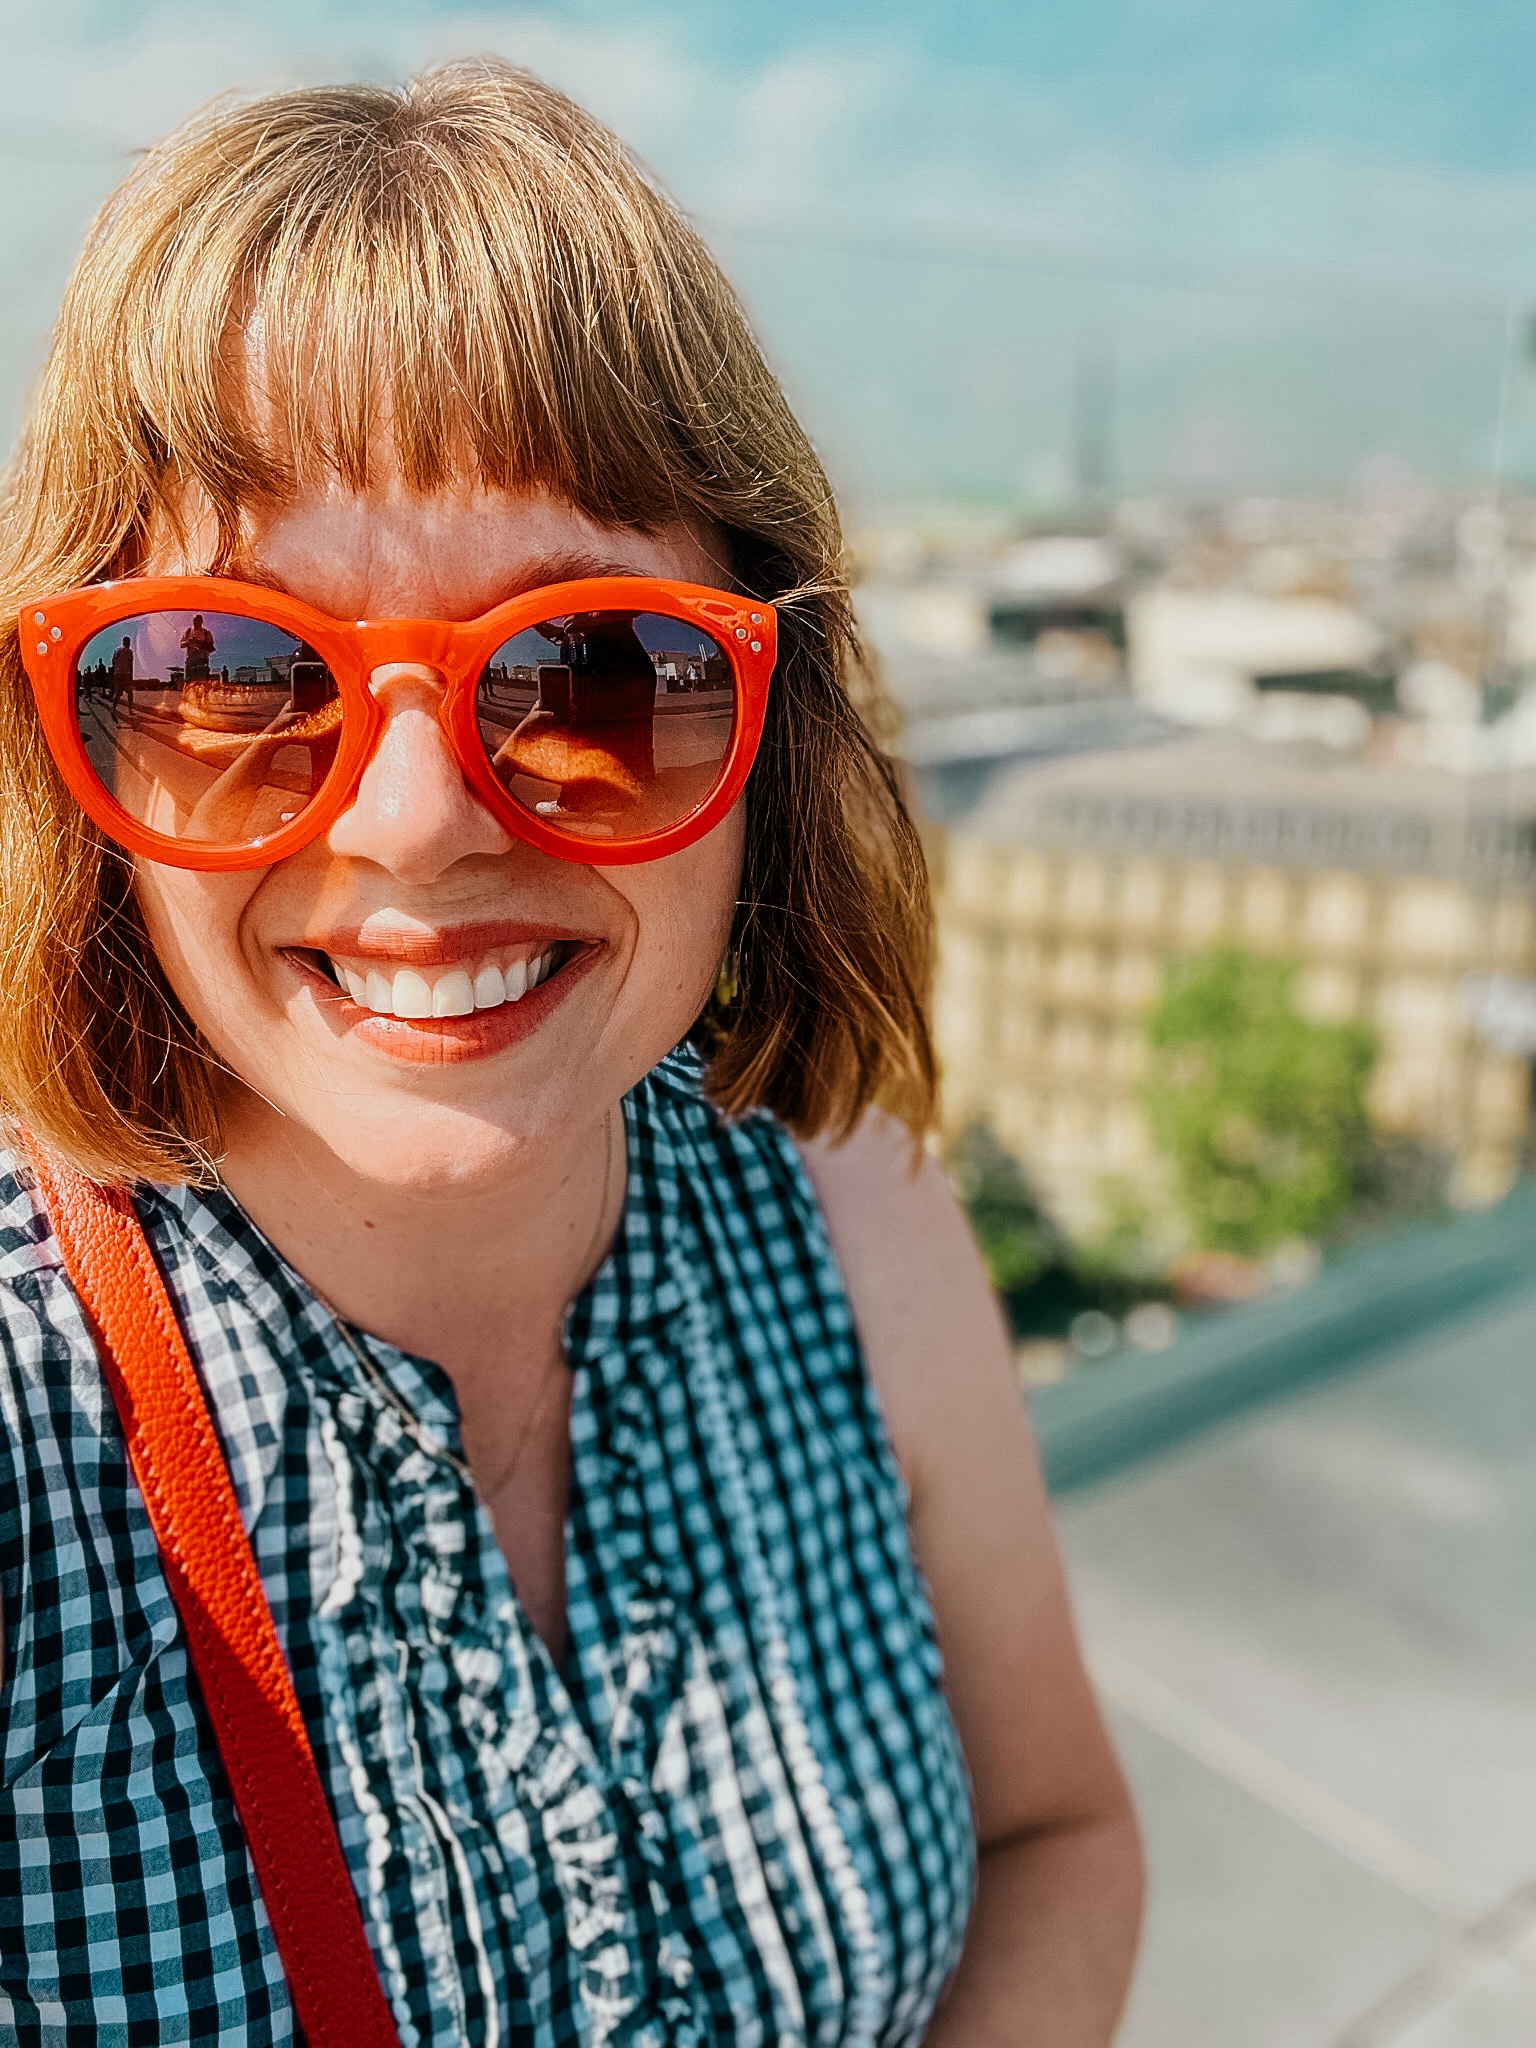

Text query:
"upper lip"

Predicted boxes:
[[289, 920, 594, 967]]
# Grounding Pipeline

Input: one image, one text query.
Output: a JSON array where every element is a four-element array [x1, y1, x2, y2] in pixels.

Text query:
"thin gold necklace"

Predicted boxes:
[[318, 1109, 616, 1501]]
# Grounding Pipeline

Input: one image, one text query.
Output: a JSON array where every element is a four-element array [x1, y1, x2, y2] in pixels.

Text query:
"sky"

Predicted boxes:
[[5, 0, 1536, 507]]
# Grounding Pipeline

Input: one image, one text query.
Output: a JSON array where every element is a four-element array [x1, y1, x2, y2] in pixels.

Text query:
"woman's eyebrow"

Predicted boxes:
[[494, 548, 657, 595], [216, 558, 288, 593], [216, 547, 660, 609]]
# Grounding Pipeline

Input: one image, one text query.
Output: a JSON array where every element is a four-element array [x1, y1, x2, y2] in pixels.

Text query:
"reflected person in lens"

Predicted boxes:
[[0, 64, 1142, 2048], [74, 607, 343, 845], [482, 609, 715, 827]]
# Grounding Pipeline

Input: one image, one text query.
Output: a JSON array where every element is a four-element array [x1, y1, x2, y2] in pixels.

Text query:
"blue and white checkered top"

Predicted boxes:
[[0, 1050, 976, 2045]]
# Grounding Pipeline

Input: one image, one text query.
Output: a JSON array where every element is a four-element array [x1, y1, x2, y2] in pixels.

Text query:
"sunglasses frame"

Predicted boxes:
[[19, 573, 777, 871]]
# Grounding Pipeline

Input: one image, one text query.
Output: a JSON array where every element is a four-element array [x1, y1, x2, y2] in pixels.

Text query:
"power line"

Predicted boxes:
[[705, 210, 1529, 317], [0, 120, 1523, 319]]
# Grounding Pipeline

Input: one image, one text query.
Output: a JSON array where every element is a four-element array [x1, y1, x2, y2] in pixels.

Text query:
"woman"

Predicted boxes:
[[0, 62, 1141, 2047]]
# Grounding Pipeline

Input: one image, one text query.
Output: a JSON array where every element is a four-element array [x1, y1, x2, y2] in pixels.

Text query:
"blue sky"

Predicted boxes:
[[5, 0, 1536, 503]]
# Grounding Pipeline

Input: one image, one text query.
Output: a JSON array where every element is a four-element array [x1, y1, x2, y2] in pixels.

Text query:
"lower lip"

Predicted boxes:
[[287, 948, 598, 1064]]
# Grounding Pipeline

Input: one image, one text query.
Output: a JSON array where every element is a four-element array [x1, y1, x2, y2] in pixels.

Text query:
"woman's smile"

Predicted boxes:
[[116, 484, 741, 1187], [0, 57, 1142, 2048], [281, 920, 601, 1064]]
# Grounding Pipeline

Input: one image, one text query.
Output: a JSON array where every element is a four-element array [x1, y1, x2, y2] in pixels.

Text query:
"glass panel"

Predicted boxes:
[[74, 611, 340, 846], [476, 610, 735, 839]]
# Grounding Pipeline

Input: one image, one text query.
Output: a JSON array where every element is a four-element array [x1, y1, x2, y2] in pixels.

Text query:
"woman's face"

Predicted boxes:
[[132, 480, 744, 1192]]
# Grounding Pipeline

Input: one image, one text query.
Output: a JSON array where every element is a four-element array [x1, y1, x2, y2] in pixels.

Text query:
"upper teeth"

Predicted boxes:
[[325, 948, 560, 1017]]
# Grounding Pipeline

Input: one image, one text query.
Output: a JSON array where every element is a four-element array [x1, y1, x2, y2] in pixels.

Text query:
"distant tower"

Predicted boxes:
[[1073, 341, 1115, 513]]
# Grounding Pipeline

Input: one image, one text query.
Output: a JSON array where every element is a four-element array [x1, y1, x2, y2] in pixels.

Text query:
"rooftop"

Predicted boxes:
[[953, 732, 1536, 880], [1047, 1201, 1536, 2046]]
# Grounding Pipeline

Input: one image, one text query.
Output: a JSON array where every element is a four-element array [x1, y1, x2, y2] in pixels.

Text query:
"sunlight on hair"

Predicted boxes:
[[0, 60, 935, 1182]]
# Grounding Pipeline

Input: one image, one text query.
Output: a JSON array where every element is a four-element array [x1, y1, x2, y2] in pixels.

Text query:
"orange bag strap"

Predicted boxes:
[[27, 1148, 400, 2048]]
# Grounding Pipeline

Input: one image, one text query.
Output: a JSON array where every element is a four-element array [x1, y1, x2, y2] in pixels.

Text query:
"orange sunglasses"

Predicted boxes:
[[18, 574, 776, 871]]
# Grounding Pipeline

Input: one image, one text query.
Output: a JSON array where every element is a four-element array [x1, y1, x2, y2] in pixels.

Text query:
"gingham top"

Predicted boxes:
[[0, 1051, 976, 2046]]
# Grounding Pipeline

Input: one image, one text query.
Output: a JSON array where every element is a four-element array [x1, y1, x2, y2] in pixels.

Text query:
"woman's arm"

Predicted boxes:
[[800, 1118, 1144, 2047]]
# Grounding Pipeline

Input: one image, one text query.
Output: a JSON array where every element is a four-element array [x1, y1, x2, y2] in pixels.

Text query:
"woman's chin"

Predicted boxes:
[[221, 1075, 571, 1199], [326, 1122, 543, 1197]]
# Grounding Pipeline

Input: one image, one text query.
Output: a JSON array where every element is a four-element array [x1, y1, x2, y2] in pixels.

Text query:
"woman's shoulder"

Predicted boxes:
[[616, 1048, 862, 1357], [0, 1148, 74, 1313], [0, 1148, 296, 1395], [0, 1148, 233, 1321], [634, 1054, 971, 1314], [796, 1111, 1018, 1504], [628, 1050, 859, 1316], [630, 1045, 820, 1207], [0, 1151, 117, 1535]]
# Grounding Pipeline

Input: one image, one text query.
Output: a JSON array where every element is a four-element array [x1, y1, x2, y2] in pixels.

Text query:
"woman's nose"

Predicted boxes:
[[324, 664, 514, 881]]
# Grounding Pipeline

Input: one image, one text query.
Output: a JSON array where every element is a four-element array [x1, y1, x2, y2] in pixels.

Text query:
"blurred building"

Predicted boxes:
[[931, 733, 1536, 1239], [1127, 583, 1388, 734]]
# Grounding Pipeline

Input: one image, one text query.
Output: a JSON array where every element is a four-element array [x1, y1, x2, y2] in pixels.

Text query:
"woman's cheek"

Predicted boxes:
[[132, 864, 267, 1036], [615, 818, 741, 1016]]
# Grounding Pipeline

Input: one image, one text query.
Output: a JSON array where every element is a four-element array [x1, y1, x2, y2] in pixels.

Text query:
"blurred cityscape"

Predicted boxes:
[[7, 7, 1536, 2039], [855, 478, 1536, 2044], [855, 479, 1536, 1379]]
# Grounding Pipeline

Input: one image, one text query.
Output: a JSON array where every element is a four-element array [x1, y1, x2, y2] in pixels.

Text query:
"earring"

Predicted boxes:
[[713, 951, 740, 1008]]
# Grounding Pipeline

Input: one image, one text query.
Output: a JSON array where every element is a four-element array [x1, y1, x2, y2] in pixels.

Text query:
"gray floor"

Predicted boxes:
[[1054, 1284, 1536, 2047]]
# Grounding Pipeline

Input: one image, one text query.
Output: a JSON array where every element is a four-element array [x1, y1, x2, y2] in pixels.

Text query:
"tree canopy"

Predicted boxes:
[[947, 1120, 1059, 1293], [1145, 949, 1377, 1257]]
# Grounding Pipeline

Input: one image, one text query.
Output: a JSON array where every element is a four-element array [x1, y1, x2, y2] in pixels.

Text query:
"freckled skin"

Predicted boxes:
[[135, 481, 740, 1200], [131, 478, 740, 1654], [132, 480, 1144, 2039]]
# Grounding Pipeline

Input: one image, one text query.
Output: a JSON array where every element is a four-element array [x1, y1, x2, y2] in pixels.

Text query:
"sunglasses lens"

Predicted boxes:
[[476, 610, 736, 842], [73, 612, 340, 848]]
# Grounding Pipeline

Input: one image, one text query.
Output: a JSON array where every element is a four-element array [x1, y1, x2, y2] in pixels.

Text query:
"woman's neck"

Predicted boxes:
[[213, 1091, 622, 1402]]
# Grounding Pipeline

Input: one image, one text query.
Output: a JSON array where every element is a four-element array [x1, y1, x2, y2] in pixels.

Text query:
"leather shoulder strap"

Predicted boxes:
[[28, 1149, 400, 2048]]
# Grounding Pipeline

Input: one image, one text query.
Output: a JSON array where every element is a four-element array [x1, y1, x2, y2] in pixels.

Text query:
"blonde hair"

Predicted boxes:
[[0, 59, 935, 1183]]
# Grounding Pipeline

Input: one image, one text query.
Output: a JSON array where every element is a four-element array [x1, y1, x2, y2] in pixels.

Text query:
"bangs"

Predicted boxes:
[[57, 67, 764, 554], [0, 62, 936, 1181]]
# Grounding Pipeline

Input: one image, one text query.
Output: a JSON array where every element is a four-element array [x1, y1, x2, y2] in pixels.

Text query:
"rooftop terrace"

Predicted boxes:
[[1043, 1194, 1536, 2044]]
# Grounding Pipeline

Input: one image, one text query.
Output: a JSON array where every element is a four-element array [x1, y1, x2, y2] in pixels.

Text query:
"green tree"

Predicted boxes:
[[1074, 1175, 1166, 1285], [1144, 949, 1377, 1257], [948, 1121, 1058, 1293]]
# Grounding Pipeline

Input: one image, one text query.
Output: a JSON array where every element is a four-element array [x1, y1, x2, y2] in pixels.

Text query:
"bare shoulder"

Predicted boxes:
[[796, 1112, 1020, 1504], [798, 1115, 1137, 1866]]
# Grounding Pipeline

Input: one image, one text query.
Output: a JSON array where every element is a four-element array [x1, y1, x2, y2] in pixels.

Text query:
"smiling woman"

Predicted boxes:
[[0, 59, 1140, 2048]]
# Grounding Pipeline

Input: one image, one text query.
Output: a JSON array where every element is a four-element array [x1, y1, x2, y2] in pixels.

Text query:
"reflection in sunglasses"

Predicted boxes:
[[476, 610, 736, 837], [63, 598, 749, 852], [73, 610, 342, 844]]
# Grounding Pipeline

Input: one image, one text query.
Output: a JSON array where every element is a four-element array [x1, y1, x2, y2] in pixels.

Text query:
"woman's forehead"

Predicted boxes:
[[146, 478, 726, 618]]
